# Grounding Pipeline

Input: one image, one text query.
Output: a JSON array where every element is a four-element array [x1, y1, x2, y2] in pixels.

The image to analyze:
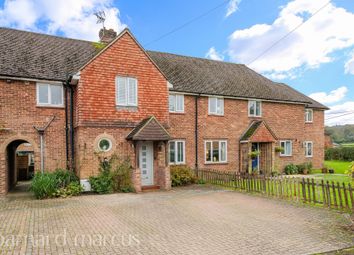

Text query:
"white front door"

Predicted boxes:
[[140, 142, 154, 186]]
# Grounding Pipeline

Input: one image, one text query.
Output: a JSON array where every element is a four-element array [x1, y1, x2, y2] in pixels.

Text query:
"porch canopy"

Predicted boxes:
[[240, 121, 277, 174], [126, 116, 170, 141]]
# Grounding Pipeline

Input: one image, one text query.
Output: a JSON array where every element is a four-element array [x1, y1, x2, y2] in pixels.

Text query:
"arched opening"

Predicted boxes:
[[6, 139, 35, 192]]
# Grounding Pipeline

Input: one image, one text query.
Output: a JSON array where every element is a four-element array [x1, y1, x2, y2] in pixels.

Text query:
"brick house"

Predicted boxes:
[[0, 27, 327, 195]]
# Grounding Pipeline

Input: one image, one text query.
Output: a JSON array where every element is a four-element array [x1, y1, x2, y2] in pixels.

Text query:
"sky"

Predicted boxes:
[[0, 0, 354, 126]]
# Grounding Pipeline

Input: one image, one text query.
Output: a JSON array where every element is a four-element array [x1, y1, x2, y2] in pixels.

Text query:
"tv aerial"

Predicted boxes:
[[94, 11, 106, 28]]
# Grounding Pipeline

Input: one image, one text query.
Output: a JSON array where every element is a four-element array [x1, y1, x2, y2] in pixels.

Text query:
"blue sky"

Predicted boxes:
[[1, 0, 354, 126]]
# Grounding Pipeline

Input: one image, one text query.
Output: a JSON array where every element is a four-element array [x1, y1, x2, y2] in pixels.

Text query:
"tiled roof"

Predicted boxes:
[[126, 116, 170, 141], [147, 51, 328, 109], [0, 27, 327, 109], [0, 27, 98, 81]]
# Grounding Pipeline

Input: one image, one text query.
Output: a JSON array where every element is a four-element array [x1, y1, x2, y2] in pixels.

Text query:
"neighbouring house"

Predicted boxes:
[[0, 27, 328, 195]]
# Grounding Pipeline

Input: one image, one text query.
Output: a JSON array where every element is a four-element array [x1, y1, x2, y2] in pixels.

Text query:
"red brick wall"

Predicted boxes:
[[74, 32, 170, 185], [0, 79, 67, 195], [169, 95, 325, 172]]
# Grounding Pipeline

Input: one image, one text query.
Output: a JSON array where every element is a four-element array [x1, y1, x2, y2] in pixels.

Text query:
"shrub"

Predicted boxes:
[[30, 172, 58, 199], [325, 147, 354, 161], [30, 169, 82, 199], [170, 166, 196, 187], [270, 171, 279, 177], [54, 182, 84, 198], [89, 155, 134, 194], [284, 164, 298, 175], [296, 164, 306, 174]]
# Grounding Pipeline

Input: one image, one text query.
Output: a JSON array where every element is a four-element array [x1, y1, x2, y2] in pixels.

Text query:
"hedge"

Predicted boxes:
[[325, 147, 354, 161]]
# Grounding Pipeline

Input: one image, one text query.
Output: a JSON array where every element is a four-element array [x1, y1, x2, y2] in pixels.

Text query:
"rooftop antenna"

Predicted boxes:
[[94, 10, 106, 29]]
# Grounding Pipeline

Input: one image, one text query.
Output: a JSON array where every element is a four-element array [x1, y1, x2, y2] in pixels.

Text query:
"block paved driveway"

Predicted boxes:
[[0, 185, 353, 255]]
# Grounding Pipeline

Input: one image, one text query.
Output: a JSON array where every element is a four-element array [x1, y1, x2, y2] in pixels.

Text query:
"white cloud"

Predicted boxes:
[[344, 52, 354, 75], [0, 0, 126, 41], [205, 47, 224, 61], [227, 0, 354, 79], [225, 0, 241, 18], [325, 101, 354, 126], [309, 86, 348, 104]]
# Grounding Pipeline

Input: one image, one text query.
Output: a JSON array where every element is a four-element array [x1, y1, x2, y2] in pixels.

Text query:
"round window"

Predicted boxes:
[[98, 138, 112, 152]]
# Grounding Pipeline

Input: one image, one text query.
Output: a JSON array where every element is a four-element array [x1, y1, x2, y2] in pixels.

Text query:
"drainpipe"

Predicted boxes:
[[69, 85, 75, 171], [33, 116, 56, 173], [64, 81, 69, 169], [195, 95, 199, 169]]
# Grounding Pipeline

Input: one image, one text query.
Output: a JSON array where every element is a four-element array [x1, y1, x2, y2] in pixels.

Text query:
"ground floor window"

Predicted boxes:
[[205, 140, 227, 163], [305, 141, 313, 157], [280, 140, 292, 156], [169, 140, 185, 164]]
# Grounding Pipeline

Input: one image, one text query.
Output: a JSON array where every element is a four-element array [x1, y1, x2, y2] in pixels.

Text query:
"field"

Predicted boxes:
[[341, 143, 354, 147], [311, 160, 352, 184]]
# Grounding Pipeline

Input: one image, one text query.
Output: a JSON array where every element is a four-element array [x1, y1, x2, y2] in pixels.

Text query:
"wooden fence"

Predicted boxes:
[[195, 168, 354, 211]]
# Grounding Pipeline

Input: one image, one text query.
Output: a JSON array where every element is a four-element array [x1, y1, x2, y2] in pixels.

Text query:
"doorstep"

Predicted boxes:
[[141, 185, 160, 192]]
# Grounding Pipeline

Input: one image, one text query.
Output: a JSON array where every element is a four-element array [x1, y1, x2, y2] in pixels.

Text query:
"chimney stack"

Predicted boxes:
[[99, 28, 117, 44]]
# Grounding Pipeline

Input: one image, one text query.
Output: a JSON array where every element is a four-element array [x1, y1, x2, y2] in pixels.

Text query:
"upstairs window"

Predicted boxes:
[[248, 100, 262, 117], [169, 140, 185, 164], [169, 94, 184, 113], [116, 77, 138, 107], [36, 83, 63, 107], [208, 97, 224, 115], [305, 141, 313, 157], [280, 140, 292, 156], [305, 109, 313, 123], [205, 140, 227, 163]]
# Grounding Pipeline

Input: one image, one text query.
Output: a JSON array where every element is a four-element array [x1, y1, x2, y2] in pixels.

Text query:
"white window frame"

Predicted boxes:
[[169, 93, 184, 113], [115, 76, 138, 107], [204, 140, 228, 164], [169, 140, 185, 165], [208, 97, 224, 116], [36, 83, 64, 107], [248, 100, 262, 117], [280, 140, 292, 157], [305, 141, 313, 157], [305, 109, 313, 123]]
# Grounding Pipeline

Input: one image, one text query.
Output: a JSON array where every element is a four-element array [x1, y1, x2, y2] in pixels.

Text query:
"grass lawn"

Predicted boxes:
[[311, 160, 352, 184], [341, 143, 354, 147]]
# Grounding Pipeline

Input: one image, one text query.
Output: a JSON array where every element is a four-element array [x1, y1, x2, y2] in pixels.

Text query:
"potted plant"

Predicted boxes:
[[274, 146, 284, 154], [248, 150, 260, 159]]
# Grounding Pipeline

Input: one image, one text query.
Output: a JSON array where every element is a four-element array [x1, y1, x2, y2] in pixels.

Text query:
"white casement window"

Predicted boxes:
[[116, 76, 138, 107], [169, 140, 185, 164], [169, 94, 184, 113], [205, 140, 227, 163], [305, 109, 313, 123], [208, 97, 224, 115], [248, 100, 262, 117], [36, 83, 64, 107], [280, 140, 292, 156], [305, 141, 313, 157]]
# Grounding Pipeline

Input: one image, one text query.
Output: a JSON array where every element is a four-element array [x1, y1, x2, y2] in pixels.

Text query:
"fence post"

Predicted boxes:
[[332, 181, 338, 209]]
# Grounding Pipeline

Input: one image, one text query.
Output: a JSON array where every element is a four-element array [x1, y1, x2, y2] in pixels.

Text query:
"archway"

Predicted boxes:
[[5, 139, 35, 192]]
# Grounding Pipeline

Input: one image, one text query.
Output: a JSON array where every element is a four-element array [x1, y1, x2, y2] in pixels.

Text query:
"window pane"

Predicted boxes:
[[117, 77, 127, 105], [169, 142, 175, 163], [50, 85, 63, 105], [256, 101, 261, 116], [128, 78, 137, 105], [286, 142, 291, 155], [38, 84, 49, 104], [209, 98, 216, 114], [220, 142, 226, 162], [249, 101, 255, 115], [176, 95, 184, 112], [169, 95, 175, 112], [206, 142, 211, 162], [177, 141, 184, 163], [217, 98, 224, 114], [212, 141, 219, 162]]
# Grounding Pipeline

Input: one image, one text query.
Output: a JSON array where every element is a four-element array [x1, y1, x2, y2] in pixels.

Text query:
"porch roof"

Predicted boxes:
[[240, 121, 277, 143], [126, 116, 170, 141]]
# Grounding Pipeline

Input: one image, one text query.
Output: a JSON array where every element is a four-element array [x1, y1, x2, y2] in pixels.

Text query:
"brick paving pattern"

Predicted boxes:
[[0, 185, 353, 255]]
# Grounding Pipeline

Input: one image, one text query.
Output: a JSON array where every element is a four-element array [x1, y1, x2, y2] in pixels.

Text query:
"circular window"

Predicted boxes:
[[98, 138, 112, 152]]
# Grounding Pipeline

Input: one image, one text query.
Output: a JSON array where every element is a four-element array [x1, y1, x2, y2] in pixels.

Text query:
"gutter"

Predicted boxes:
[[63, 80, 70, 169]]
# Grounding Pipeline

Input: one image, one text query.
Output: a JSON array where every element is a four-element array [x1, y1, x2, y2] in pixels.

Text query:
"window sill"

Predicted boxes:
[[36, 104, 64, 109], [305, 121, 313, 124], [208, 113, 224, 117], [248, 115, 262, 118], [169, 111, 185, 115], [305, 156, 313, 158], [116, 105, 138, 112], [204, 162, 228, 165]]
